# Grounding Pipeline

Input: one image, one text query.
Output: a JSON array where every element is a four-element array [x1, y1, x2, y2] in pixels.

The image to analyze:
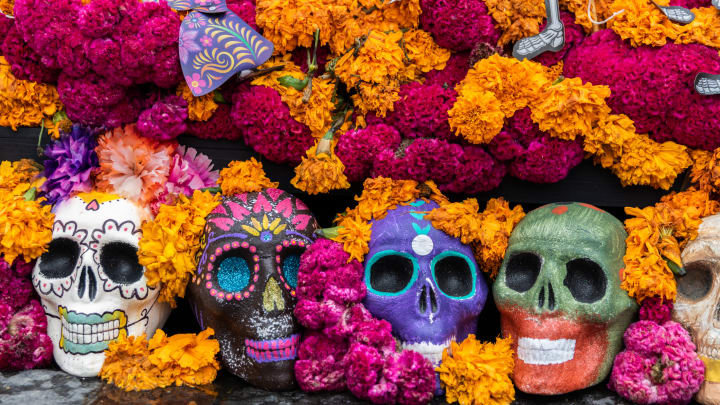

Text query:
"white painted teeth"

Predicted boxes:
[[399, 338, 453, 366], [517, 337, 576, 365], [60, 318, 123, 345]]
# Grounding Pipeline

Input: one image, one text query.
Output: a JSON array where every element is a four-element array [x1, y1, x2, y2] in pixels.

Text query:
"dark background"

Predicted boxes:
[[0, 126, 689, 404]]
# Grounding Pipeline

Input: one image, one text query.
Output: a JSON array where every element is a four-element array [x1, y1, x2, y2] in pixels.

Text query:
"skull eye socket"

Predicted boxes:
[[281, 253, 300, 289], [677, 261, 713, 301], [432, 252, 476, 299], [505, 252, 541, 293], [39, 237, 80, 279], [217, 255, 251, 292], [366, 251, 417, 296], [100, 242, 143, 284], [563, 258, 607, 303]]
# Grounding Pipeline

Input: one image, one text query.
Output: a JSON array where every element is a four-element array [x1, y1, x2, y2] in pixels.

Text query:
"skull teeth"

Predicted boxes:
[[517, 337, 576, 365], [61, 318, 121, 345], [399, 337, 454, 366], [244, 334, 300, 363]]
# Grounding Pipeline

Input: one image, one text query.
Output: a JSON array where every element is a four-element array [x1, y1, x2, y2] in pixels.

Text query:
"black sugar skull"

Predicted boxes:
[[187, 189, 318, 390]]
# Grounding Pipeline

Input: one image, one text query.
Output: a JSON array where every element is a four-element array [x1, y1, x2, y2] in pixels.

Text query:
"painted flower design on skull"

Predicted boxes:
[[31, 192, 171, 377], [188, 189, 318, 390]]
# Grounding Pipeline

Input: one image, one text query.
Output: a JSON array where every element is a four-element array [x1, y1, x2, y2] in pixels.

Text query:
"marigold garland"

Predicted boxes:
[[622, 189, 720, 303], [690, 147, 720, 194], [255, 0, 421, 55], [139, 190, 220, 307], [607, 0, 720, 48], [0, 56, 62, 131], [291, 142, 351, 195], [176, 82, 218, 122], [99, 328, 220, 391], [450, 55, 692, 190], [436, 335, 515, 405], [218, 158, 279, 196]]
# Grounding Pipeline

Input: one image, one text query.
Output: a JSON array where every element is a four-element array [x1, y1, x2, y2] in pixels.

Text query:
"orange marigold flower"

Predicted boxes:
[[448, 89, 505, 144], [347, 177, 419, 223], [218, 158, 279, 196], [610, 134, 691, 190], [0, 192, 54, 265], [531, 77, 611, 141], [336, 30, 405, 88], [0, 0, 13, 15], [400, 29, 451, 80], [690, 147, 720, 194], [291, 142, 351, 195], [0, 159, 42, 197], [560, 0, 613, 32], [584, 114, 637, 169], [139, 190, 220, 307], [475, 198, 525, 278], [0, 56, 62, 130], [100, 328, 220, 391], [333, 214, 372, 263], [425, 199, 484, 245], [176, 82, 218, 122], [351, 82, 401, 118], [458, 55, 553, 117], [484, 0, 547, 46], [607, 0, 720, 48], [436, 334, 515, 405], [252, 59, 335, 137]]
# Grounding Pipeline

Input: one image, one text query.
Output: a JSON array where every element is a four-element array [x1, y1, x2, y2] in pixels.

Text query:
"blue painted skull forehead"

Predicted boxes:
[[368, 200, 474, 257]]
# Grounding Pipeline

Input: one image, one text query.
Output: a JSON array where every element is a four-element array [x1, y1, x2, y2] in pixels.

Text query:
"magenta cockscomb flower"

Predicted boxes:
[[419, 0, 499, 52], [294, 239, 435, 403], [336, 124, 402, 182], [609, 320, 704, 404], [137, 95, 189, 141], [231, 85, 314, 164]]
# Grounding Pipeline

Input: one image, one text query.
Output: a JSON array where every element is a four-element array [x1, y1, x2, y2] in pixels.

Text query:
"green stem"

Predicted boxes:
[[36, 120, 45, 157], [316, 227, 339, 239]]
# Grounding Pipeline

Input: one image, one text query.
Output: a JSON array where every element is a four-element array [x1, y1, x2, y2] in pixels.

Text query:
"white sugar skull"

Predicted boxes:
[[674, 213, 720, 405], [32, 192, 170, 377]]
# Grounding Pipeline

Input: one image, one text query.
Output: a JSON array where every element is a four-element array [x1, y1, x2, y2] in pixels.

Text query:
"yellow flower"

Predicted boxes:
[[333, 214, 372, 263], [448, 89, 505, 144], [0, 0, 13, 15], [425, 199, 484, 245], [347, 177, 420, 223], [607, 0, 720, 48], [218, 158, 279, 196], [0, 56, 63, 130], [139, 190, 220, 307], [100, 328, 220, 391], [0, 192, 54, 265], [252, 59, 335, 137], [436, 335, 515, 405], [475, 199, 526, 278], [336, 30, 405, 88], [621, 189, 720, 302], [690, 147, 720, 194], [584, 114, 637, 168], [0, 159, 42, 196], [291, 141, 351, 195], [400, 29, 451, 80], [611, 134, 691, 190], [255, 0, 331, 54], [560, 0, 614, 32], [458, 55, 553, 117], [530, 77, 611, 141], [484, 0, 547, 46], [176, 82, 218, 122], [351, 82, 401, 118]]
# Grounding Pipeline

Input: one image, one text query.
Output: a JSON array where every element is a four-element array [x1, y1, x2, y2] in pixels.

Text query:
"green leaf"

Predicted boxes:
[[316, 227, 339, 239], [23, 187, 37, 202], [663, 255, 686, 276], [278, 76, 308, 91], [213, 91, 227, 104]]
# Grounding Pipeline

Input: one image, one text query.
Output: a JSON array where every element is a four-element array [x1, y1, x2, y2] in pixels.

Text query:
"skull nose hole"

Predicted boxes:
[[547, 283, 555, 310], [77, 266, 98, 301], [714, 303, 720, 324], [262, 277, 285, 313], [538, 285, 545, 308], [419, 286, 427, 313], [429, 287, 438, 313]]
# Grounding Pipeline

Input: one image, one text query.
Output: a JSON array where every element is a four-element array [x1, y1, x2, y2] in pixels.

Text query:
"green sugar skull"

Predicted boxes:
[[493, 202, 637, 395]]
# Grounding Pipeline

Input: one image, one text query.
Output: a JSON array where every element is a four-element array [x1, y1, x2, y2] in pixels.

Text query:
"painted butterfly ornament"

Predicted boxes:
[[168, 0, 274, 96]]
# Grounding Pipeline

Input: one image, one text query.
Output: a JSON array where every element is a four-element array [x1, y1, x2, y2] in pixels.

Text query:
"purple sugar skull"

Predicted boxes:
[[188, 189, 318, 390], [363, 200, 488, 368]]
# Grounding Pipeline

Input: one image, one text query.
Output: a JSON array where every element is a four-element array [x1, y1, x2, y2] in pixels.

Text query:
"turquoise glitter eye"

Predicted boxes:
[[217, 256, 250, 292], [282, 254, 300, 289]]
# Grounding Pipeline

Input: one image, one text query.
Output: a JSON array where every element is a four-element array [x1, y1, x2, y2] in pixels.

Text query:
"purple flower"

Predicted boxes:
[[179, 29, 202, 64], [186, 73, 206, 93], [40, 125, 100, 206]]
